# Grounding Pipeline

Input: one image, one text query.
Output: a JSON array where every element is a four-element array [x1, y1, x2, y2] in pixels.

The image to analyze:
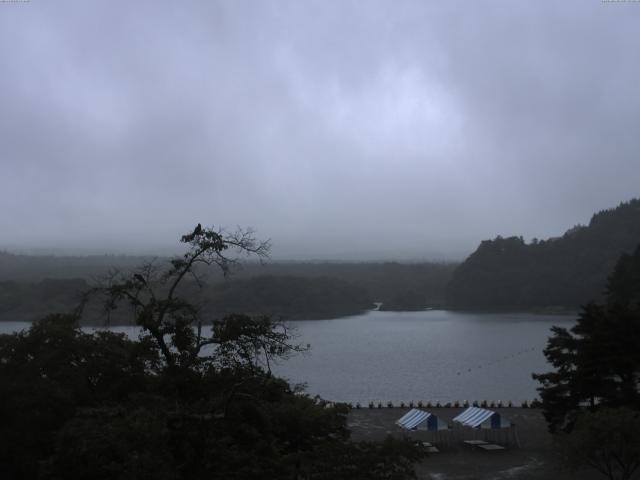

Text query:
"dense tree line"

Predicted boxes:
[[0, 278, 88, 321], [0, 253, 456, 300], [0, 251, 149, 282], [534, 245, 640, 480], [0, 275, 373, 324], [447, 199, 640, 309], [203, 275, 372, 320], [230, 262, 455, 311], [0, 255, 455, 322]]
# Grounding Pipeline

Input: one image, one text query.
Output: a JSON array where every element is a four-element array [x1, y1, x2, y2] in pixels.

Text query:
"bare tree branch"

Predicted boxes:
[[76, 224, 304, 374]]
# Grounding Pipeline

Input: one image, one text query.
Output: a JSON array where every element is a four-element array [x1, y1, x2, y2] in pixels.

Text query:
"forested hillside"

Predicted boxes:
[[447, 199, 640, 309], [0, 252, 149, 281], [202, 275, 372, 320], [0, 253, 455, 322], [0, 275, 373, 324], [231, 262, 455, 310]]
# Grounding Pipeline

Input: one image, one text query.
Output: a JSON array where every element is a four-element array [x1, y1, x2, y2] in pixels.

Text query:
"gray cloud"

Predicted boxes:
[[1, 0, 639, 259]]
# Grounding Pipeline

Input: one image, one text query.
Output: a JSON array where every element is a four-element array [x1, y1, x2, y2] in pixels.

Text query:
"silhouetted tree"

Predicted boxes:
[[0, 226, 425, 479], [533, 244, 640, 432], [82, 224, 275, 367]]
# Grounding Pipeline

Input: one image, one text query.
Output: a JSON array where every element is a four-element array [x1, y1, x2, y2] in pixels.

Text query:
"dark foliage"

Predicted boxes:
[[448, 199, 640, 309], [560, 408, 640, 480], [0, 314, 159, 479], [0, 225, 424, 479], [533, 244, 640, 433], [0, 316, 424, 479]]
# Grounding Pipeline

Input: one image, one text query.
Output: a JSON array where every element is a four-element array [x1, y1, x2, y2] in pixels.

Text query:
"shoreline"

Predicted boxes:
[[0, 306, 579, 326]]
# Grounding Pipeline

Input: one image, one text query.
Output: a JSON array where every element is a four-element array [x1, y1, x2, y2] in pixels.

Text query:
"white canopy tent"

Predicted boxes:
[[396, 408, 448, 431], [452, 406, 510, 429], [452, 406, 520, 448]]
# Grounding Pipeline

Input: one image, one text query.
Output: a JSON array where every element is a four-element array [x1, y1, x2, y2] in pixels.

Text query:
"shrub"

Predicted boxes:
[[562, 408, 640, 480]]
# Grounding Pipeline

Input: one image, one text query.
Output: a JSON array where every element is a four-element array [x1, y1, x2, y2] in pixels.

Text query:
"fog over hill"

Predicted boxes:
[[448, 199, 640, 310], [2, 1, 640, 259]]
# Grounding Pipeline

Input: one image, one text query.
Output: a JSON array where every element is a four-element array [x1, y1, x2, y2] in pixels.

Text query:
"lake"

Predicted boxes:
[[0, 310, 573, 404]]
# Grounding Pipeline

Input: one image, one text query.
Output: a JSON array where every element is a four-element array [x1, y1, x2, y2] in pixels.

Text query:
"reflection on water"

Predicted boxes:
[[0, 310, 573, 403]]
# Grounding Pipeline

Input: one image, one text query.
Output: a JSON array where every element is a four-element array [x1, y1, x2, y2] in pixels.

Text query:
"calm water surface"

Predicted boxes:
[[0, 310, 573, 404], [273, 310, 572, 404]]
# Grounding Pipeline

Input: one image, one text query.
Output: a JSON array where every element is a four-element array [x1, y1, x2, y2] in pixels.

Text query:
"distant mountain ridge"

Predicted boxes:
[[447, 198, 640, 310]]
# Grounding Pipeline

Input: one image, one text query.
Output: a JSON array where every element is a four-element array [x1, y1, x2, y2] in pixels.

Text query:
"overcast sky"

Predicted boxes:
[[1, 0, 639, 260]]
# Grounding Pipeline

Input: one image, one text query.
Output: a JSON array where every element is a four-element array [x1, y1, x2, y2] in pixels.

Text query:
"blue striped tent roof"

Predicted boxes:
[[453, 407, 510, 429], [396, 409, 448, 431]]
